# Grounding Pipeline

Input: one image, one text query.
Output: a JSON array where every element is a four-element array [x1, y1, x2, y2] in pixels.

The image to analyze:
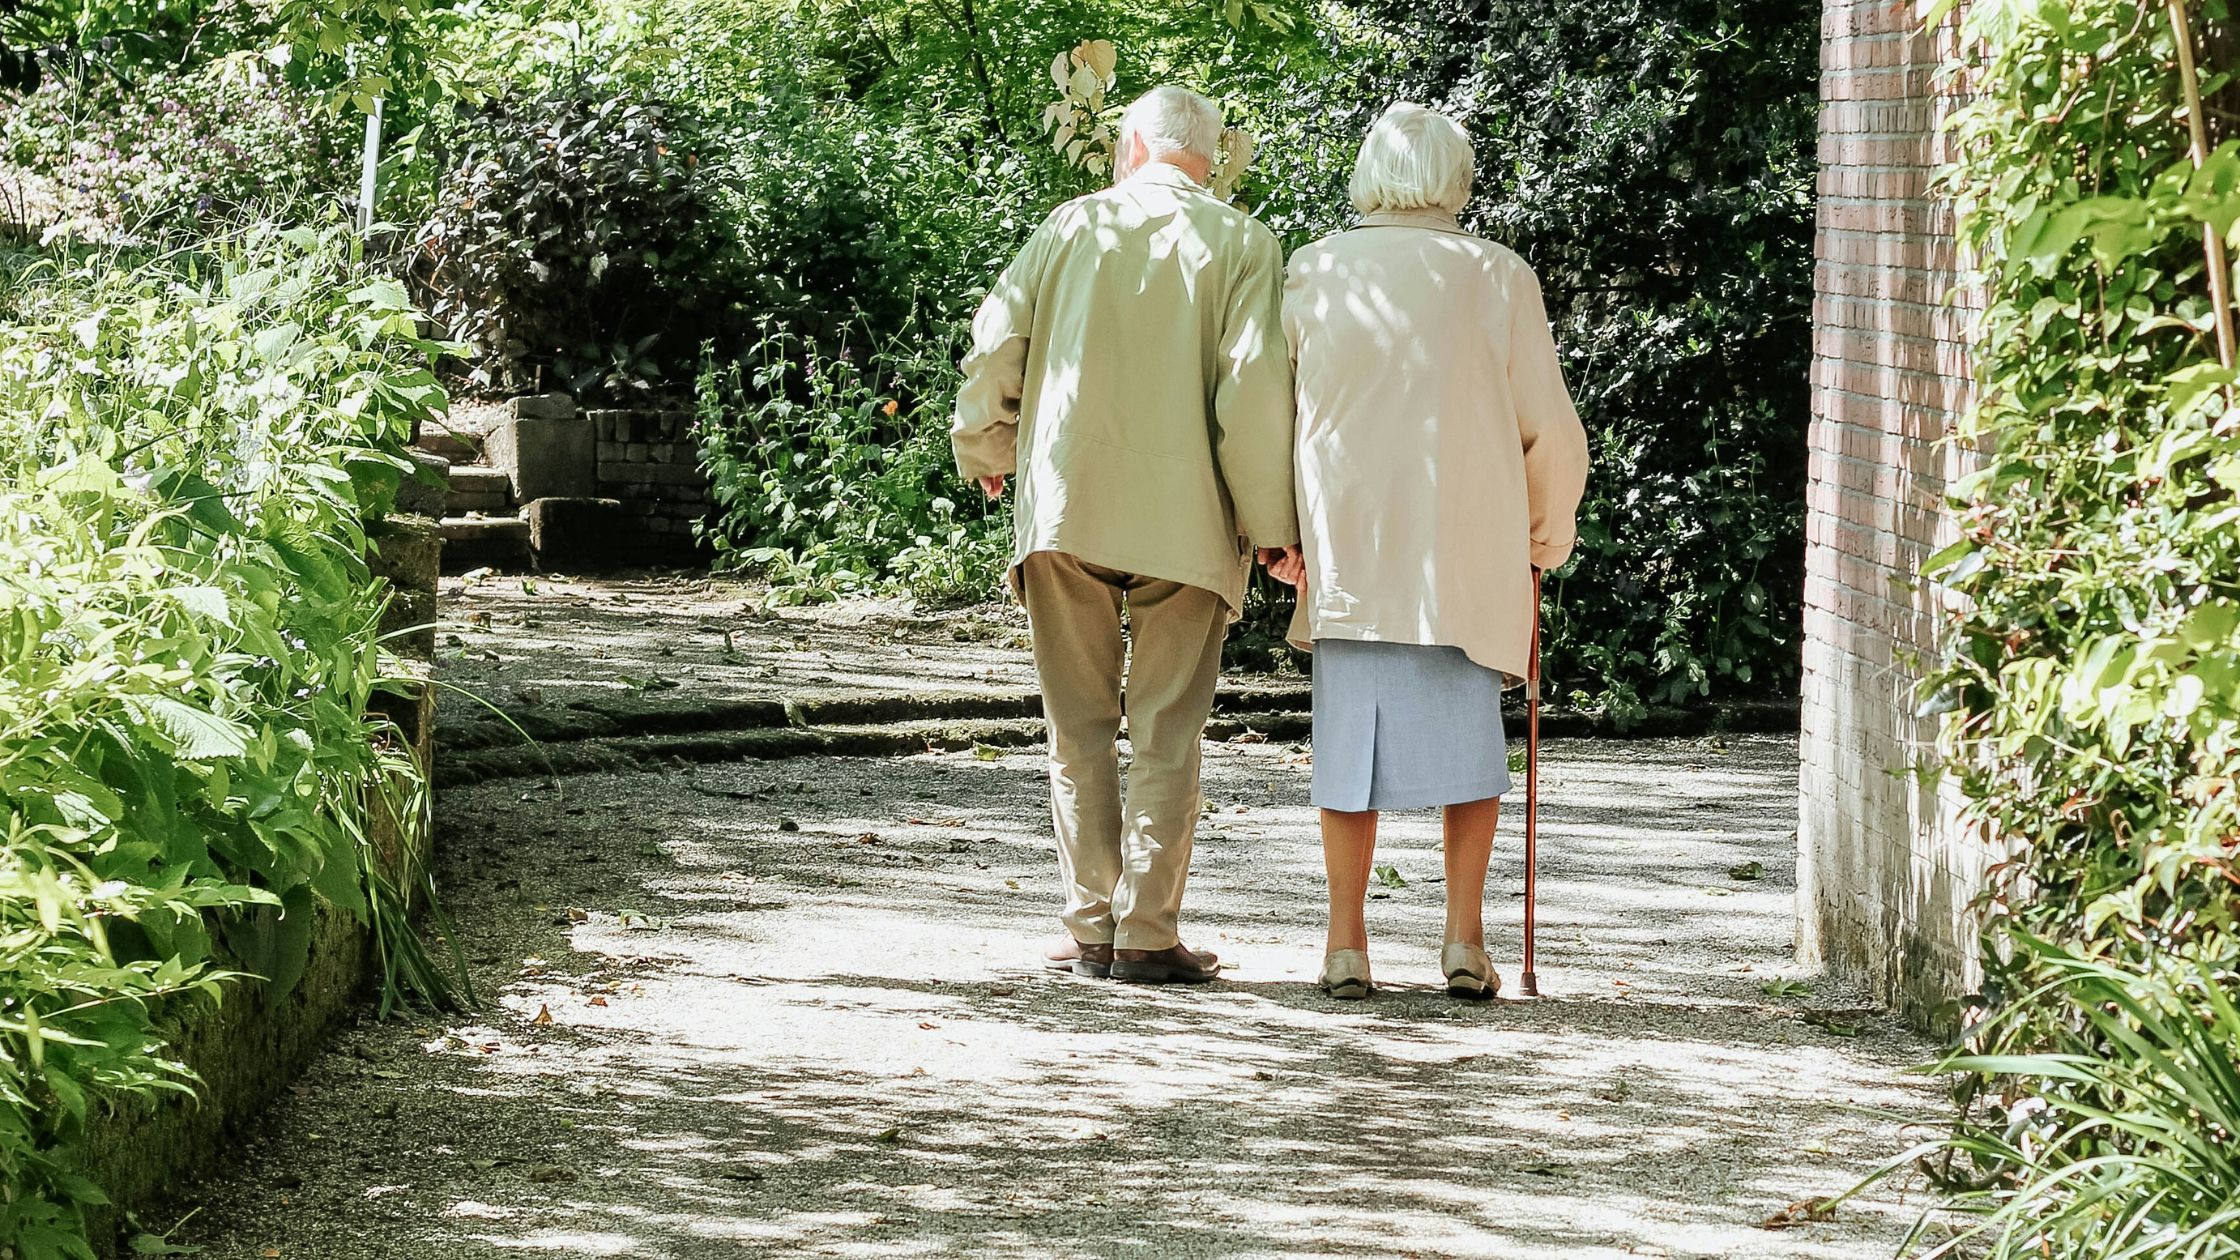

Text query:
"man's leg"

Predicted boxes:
[[1018, 552, 1127, 951], [1109, 578, 1227, 964]]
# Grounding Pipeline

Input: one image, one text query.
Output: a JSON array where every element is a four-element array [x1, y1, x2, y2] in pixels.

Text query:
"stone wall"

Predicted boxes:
[[589, 408, 712, 557], [1796, 0, 1986, 1028], [79, 663, 437, 1252]]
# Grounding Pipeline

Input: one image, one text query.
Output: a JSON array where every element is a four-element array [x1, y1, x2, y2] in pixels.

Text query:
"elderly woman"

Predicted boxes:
[[1275, 103, 1589, 1000]]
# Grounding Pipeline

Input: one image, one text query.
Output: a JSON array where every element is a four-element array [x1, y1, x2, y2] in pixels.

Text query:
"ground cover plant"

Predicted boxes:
[[0, 224, 454, 1256], [1902, 1, 2240, 1254]]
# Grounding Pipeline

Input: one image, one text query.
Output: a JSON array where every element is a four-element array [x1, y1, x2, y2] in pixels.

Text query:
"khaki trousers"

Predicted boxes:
[[1018, 551, 1227, 952]]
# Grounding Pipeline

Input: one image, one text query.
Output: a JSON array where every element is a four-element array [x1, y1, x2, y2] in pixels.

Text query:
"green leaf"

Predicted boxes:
[[161, 586, 236, 628], [2180, 601, 2239, 650], [129, 697, 251, 761], [1919, 539, 1976, 578]]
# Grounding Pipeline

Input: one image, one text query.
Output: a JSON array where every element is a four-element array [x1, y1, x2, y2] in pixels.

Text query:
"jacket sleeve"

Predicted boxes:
[[1507, 264, 1590, 572], [952, 224, 1047, 480], [1211, 227, 1299, 547]]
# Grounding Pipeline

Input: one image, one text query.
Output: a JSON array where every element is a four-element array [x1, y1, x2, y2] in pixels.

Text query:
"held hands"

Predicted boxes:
[[1257, 544, 1305, 587]]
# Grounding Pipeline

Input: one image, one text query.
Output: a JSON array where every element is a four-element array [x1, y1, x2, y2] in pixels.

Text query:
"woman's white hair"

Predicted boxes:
[[1349, 102, 1475, 216], [1119, 85, 1224, 163]]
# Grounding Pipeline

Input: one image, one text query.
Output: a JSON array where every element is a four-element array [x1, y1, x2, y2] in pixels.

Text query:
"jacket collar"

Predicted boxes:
[[1359, 208, 1471, 235], [1127, 161, 1206, 191]]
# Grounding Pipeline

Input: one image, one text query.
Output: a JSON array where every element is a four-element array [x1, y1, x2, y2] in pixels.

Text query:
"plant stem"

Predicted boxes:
[[2169, 0, 2238, 375]]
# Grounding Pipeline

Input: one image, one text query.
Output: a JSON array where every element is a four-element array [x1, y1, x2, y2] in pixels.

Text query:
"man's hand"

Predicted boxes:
[[978, 475, 1006, 500], [1257, 544, 1305, 587]]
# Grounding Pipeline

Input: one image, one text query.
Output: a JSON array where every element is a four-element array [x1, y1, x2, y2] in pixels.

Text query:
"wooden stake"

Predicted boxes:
[[2171, 1, 2238, 376], [1521, 567, 1542, 998]]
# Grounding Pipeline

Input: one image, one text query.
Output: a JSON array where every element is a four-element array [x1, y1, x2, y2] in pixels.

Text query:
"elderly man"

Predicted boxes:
[[953, 85, 1298, 986]]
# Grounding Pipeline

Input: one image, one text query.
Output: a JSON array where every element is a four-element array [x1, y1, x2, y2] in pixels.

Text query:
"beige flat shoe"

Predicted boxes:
[[1319, 949, 1373, 1000], [1442, 942, 1500, 1000]]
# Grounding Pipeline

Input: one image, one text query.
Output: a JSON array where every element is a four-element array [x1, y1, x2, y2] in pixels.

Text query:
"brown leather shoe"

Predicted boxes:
[[1044, 937, 1113, 979], [1110, 944, 1221, 985]]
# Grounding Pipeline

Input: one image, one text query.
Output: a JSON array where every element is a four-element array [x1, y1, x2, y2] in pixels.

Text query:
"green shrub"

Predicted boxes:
[[408, 75, 746, 399], [0, 224, 455, 1256], [2, 66, 357, 240], [694, 322, 1010, 607], [1899, 1, 2240, 1253], [401, 1, 1055, 400]]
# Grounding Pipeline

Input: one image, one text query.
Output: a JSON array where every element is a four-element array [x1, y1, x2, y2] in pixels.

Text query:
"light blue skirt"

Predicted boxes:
[[1311, 638, 1511, 811]]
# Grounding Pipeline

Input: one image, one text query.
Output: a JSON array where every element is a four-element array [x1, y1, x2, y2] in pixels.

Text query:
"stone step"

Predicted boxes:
[[416, 428, 478, 462], [438, 515, 532, 571], [394, 449, 453, 518], [445, 465, 513, 514]]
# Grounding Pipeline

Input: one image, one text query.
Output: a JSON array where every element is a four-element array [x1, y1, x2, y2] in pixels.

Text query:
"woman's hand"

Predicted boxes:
[[978, 475, 1006, 500], [1257, 545, 1305, 587]]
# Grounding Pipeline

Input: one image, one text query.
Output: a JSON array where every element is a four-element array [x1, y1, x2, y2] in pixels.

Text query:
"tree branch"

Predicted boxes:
[[921, 0, 1005, 143]]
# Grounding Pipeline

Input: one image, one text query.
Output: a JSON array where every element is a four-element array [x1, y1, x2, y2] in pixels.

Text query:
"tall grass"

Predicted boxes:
[[1898, 940, 2240, 1258]]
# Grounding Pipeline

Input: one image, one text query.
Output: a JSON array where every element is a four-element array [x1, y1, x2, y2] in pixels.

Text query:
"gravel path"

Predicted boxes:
[[164, 580, 1943, 1260], [434, 570, 1041, 709]]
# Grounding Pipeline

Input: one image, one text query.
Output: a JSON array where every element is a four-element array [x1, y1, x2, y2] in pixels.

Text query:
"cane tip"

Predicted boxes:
[[1518, 972, 1539, 998]]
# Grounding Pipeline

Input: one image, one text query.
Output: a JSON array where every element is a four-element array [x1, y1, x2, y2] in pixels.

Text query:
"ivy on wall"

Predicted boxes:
[[1904, 1, 2240, 1252]]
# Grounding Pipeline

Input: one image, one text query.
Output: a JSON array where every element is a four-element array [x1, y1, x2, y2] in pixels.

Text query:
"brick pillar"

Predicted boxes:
[[1798, 0, 1986, 1028]]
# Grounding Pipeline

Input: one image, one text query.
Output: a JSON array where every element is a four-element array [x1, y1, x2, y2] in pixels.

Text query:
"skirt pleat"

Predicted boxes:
[[1310, 638, 1511, 811]]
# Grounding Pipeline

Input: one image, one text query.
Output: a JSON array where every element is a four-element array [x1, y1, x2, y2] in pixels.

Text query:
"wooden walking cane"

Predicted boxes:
[[1520, 567, 1542, 998]]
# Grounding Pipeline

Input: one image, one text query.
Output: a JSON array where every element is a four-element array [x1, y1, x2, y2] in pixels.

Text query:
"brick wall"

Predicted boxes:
[[588, 409, 712, 554], [1798, 0, 1987, 1028]]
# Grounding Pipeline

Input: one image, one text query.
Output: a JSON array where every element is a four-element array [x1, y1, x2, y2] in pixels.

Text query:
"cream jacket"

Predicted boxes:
[[952, 162, 1298, 614], [1283, 209, 1590, 684]]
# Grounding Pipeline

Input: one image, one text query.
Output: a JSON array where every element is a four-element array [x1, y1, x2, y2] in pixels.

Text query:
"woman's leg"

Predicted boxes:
[[1321, 808, 1379, 954], [1441, 797, 1502, 947]]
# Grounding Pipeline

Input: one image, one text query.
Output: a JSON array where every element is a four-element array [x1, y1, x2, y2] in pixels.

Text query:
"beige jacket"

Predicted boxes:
[[1282, 209, 1590, 684], [952, 163, 1298, 614]]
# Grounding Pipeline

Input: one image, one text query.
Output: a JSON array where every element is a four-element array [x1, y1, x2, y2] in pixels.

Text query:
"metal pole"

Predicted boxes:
[[1520, 567, 1541, 998], [356, 96, 384, 236]]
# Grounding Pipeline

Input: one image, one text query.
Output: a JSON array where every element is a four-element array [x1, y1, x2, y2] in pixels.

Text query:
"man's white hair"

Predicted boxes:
[[1119, 85, 1224, 164], [1349, 102, 1475, 216]]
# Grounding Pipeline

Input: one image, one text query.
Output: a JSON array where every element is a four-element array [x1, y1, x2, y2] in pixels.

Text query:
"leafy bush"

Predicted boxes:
[[401, 2, 1068, 402], [0, 224, 454, 1256], [691, 62, 1047, 343], [1898, 1, 2240, 1253], [694, 323, 1010, 607], [408, 73, 746, 399], [2, 65, 357, 240]]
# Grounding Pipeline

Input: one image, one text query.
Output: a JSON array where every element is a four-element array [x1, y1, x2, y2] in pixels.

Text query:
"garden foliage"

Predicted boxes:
[[410, 73, 742, 399], [0, 226, 451, 1257], [684, 0, 1819, 708], [1909, 1, 2240, 1253], [694, 324, 1010, 606], [6, 0, 1823, 709], [2, 66, 356, 241]]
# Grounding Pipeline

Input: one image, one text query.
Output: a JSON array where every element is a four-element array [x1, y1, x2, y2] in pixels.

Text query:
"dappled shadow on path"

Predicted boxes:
[[172, 735, 1940, 1260]]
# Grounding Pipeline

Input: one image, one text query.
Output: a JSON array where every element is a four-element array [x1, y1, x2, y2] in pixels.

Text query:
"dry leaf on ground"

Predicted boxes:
[[1758, 1196, 1838, 1230]]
